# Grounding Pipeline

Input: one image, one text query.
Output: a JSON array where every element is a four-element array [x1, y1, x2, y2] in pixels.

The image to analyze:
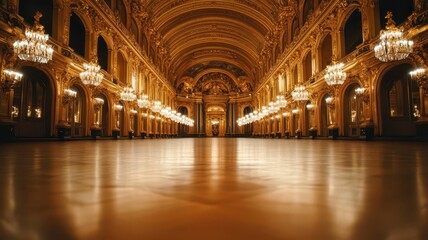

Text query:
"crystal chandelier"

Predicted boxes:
[[137, 94, 151, 108], [291, 84, 309, 101], [120, 87, 136, 102], [324, 62, 347, 86], [80, 59, 104, 87], [13, 12, 53, 64], [276, 95, 287, 108], [151, 100, 162, 113], [1, 69, 23, 91], [374, 12, 413, 62]]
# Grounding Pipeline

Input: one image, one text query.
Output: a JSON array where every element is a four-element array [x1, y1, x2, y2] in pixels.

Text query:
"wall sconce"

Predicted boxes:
[[306, 103, 316, 111], [62, 88, 77, 104], [409, 68, 427, 90], [292, 109, 299, 115], [1, 69, 23, 92], [115, 104, 123, 112]]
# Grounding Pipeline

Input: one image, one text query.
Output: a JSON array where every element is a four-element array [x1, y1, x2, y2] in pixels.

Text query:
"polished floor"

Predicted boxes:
[[0, 138, 427, 240]]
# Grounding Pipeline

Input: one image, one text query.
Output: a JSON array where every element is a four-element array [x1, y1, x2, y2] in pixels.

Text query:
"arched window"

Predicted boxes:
[[282, 31, 287, 52], [97, 36, 109, 72], [19, 0, 53, 36], [275, 45, 280, 61], [320, 34, 332, 71], [303, 0, 315, 24], [131, 18, 139, 41], [303, 51, 312, 82], [104, 0, 111, 8], [293, 65, 298, 85], [379, 0, 414, 30], [69, 13, 86, 58], [291, 19, 299, 42], [116, 0, 127, 26], [117, 52, 127, 84], [141, 33, 149, 54], [344, 10, 363, 55]]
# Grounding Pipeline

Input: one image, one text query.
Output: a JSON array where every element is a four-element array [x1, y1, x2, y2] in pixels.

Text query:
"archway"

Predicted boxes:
[[69, 84, 86, 137], [12, 66, 54, 137], [379, 64, 417, 136], [206, 106, 226, 137], [344, 84, 363, 137], [94, 93, 109, 136]]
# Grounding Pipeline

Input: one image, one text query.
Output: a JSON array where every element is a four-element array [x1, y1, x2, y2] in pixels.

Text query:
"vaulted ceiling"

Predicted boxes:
[[139, 0, 282, 88]]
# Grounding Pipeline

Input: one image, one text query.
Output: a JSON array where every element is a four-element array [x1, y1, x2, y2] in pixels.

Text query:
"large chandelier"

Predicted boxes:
[[13, 12, 53, 64], [374, 12, 413, 62], [120, 87, 136, 102], [151, 100, 162, 113], [137, 94, 151, 108], [324, 62, 347, 86], [276, 95, 287, 108], [1, 69, 23, 91], [291, 84, 309, 101], [80, 59, 103, 87]]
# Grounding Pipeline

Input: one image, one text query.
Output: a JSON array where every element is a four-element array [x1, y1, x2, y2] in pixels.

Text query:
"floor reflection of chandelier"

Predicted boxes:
[[324, 62, 347, 87], [291, 84, 309, 101], [374, 12, 413, 62], [120, 87, 136, 102], [13, 12, 53, 64], [80, 59, 103, 87]]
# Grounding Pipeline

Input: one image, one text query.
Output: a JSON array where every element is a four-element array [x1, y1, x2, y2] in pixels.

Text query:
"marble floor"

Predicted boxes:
[[0, 138, 427, 240]]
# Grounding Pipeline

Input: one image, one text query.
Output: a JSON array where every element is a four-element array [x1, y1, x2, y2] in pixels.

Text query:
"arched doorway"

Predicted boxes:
[[12, 66, 53, 137], [94, 94, 109, 136], [69, 84, 86, 137], [206, 105, 225, 137], [379, 64, 418, 136], [344, 84, 363, 137]]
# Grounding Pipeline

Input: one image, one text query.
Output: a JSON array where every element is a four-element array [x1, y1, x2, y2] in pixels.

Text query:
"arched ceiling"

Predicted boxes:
[[136, 0, 282, 88]]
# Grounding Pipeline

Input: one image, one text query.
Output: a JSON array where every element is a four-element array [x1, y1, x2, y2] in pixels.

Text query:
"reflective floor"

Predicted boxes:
[[0, 138, 427, 240]]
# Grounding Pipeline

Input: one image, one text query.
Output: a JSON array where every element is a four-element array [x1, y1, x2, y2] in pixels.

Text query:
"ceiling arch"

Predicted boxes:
[[136, 0, 280, 91]]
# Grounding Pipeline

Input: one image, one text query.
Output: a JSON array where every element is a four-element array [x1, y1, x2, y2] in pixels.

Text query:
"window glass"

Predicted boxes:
[[388, 79, 404, 117]]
